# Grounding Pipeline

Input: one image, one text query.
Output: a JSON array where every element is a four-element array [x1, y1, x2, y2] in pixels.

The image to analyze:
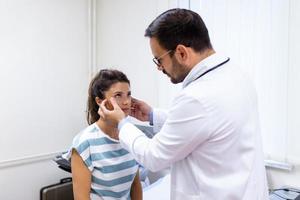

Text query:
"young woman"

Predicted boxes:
[[65, 69, 142, 200]]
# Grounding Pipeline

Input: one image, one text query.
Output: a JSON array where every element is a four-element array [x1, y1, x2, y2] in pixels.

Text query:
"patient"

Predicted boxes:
[[64, 69, 142, 200]]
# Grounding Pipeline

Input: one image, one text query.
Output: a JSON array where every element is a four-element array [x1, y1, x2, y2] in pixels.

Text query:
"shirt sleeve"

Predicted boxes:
[[63, 133, 94, 172], [119, 93, 212, 171]]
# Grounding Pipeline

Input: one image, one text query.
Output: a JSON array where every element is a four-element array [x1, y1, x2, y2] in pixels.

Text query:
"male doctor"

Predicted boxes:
[[99, 8, 268, 200]]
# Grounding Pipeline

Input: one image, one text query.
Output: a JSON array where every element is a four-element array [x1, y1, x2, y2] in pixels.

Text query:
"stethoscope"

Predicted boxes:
[[194, 57, 230, 81]]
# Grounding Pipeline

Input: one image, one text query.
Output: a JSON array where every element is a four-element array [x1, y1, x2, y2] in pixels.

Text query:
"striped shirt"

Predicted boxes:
[[64, 123, 139, 200]]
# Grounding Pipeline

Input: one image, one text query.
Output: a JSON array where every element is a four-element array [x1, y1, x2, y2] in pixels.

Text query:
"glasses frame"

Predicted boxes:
[[152, 50, 173, 67]]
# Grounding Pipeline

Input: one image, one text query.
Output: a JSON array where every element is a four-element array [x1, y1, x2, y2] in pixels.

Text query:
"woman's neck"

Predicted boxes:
[[96, 119, 119, 140]]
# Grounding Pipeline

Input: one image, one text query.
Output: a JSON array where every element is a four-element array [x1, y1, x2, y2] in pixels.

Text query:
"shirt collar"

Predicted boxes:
[[182, 52, 229, 88]]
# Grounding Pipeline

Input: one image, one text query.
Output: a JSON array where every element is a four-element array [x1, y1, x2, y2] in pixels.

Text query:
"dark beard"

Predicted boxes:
[[169, 56, 189, 84]]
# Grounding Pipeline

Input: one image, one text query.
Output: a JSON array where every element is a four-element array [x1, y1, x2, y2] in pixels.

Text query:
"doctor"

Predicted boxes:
[[99, 8, 268, 200]]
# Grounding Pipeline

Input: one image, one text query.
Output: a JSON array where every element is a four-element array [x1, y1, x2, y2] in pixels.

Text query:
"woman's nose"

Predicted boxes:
[[122, 97, 131, 105]]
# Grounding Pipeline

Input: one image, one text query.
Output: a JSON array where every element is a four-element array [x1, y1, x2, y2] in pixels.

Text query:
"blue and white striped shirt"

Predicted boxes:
[[64, 123, 139, 200]]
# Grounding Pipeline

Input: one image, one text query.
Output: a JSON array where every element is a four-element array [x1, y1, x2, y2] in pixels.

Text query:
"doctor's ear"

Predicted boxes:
[[95, 97, 103, 106], [175, 44, 188, 61]]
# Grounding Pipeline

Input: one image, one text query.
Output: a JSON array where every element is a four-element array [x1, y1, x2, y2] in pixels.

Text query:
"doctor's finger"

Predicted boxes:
[[131, 97, 141, 105], [109, 97, 120, 109], [100, 99, 110, 113]]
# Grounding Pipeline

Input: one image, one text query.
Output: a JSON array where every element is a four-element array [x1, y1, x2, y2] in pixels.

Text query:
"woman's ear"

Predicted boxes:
[[95, 97, 102, 106]]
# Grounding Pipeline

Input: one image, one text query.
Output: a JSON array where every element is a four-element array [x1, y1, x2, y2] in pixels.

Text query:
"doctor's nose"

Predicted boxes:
[[157, 64, 164, 71]]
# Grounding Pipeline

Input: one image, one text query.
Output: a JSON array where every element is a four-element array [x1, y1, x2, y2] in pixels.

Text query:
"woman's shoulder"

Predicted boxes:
[[73, 123, 120, 147], [64, 123, 103, 161], [72, 123, 102, 145]]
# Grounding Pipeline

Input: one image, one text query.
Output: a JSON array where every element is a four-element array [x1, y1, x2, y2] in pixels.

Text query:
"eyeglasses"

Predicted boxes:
[[152, 50, 173, 67]]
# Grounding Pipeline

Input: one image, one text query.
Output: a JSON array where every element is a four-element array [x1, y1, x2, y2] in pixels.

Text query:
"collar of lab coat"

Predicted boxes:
[[182, 52, 228, 88]]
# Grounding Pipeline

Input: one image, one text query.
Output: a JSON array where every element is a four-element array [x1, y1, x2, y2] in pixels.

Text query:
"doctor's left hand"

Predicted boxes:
[[98, 97, 126, 125]]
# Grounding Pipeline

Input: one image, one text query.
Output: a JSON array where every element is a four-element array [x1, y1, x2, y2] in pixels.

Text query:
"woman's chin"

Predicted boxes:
[[123, 111, 130, 116]]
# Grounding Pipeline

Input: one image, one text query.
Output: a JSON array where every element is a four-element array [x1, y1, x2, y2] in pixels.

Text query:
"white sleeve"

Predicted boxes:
[[152, 108, 168, 133], [119, 94, 212, 171]]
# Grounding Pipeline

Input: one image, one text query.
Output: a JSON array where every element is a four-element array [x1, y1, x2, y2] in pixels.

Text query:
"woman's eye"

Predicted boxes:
[[115, 94, 121, 98]]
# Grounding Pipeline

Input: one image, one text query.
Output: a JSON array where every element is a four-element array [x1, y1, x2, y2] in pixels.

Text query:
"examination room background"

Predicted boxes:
[[0, 0, 300, 199]]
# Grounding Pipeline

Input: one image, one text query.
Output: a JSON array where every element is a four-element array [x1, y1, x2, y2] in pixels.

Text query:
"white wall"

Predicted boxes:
[[287, 0, 300, 172], [0, 161, 70, 200], [267, 0, 300, 189], [96, 0, 171, 107], [0, 0, 89, 199]]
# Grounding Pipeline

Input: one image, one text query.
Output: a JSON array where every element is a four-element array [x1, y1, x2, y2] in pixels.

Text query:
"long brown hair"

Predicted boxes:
[[86, 69, 130, 125]]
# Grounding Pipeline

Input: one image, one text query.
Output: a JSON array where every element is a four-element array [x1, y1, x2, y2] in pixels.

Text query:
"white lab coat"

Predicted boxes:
[[119, 53, 268, 200]]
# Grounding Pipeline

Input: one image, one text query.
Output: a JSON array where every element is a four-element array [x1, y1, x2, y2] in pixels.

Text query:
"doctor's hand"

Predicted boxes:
[[130, 97, 152, 122], [98, 97, 126, 125]]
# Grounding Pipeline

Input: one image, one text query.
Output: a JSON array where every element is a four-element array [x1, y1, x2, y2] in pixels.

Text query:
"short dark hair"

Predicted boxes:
[[86, 69, 130, 125], [145, 8, 212, 52]]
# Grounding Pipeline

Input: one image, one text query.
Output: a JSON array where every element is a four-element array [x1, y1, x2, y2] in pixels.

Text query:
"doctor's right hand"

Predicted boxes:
[[130, 97, 152, 122], [98, 97, 126, 126]]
